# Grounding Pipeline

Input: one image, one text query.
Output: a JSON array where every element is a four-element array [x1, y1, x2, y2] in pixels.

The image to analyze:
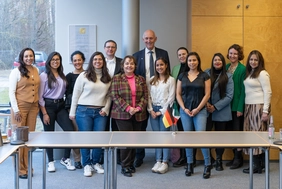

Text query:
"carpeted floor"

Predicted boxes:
[[0, 149, 279, 189]]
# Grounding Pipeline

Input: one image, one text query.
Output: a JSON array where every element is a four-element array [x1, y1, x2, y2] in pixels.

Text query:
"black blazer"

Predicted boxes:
[[114, 57, 122, 75], [133, 47, 170, 80]]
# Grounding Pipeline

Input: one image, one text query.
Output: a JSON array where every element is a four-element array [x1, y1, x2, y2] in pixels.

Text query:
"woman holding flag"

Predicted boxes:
[[148, 57, 176, 174], [176, 52, 212, 179]]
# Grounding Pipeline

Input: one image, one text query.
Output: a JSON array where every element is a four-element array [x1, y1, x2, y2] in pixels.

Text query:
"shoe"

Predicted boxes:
[[84, 165, 92, 177], [48, 161, 56, 172], [93, 163, 104, 174], [19, 174, 28, 179], [151, 162, 162, 173], [203, 165, 212, 179], [75, 161, 83, 169], [129, 166, 136, 173], [243, 155, 262, 174], [226, 159, 234, 166], [185, 163, 194, 176], [121, 167, 132, 177], [134, 159, 143, 167], [60, 158, 76, 171], [215, 159, 224, 171], [230, 157, 243, 169], [157, 163, 168, 174], [173, 158, 187, 167], [242, 167, 262, 174]]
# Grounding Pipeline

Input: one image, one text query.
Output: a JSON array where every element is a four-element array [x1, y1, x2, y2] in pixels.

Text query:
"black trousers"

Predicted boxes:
[[115, 116, 142, 168], [39, 99, 74, 162]]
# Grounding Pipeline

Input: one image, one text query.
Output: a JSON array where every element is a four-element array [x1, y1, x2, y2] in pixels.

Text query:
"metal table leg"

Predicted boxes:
[[42, 149, 46, 189], [265, 148, 269, 189], [13, 151, 19, 189], [28, 148, 33, 189], [104, 148, 108, 189], [249, 148, 253, 189]]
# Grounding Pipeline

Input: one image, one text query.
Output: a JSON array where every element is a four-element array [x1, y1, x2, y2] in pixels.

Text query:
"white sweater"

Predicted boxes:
[[69, 71, 111, 116], [244, 70, 272, 113]]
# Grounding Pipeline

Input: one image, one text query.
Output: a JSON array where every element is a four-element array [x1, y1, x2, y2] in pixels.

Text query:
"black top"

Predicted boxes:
[[178, 71, 210, 110], [66, 72, 80, 96]]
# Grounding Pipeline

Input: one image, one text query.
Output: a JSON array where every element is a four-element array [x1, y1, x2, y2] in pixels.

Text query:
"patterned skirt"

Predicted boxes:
[[243, 104, 270, 155]]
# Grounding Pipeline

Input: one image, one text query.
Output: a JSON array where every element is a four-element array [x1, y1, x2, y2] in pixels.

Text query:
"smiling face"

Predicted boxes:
[[142, 30, 157, 50], [177, 49, 188, 64], [249, 54, 259, 69], [228, 48, 239, 64], [155, 59, 167, 75], [123, 57, 136, 75], [50, 55, 61, 70], [213, 55, 223, 70], [72, 54, 84, 71], [104, 41, 117, 58], [187, 55, 199, 71], [92, 54, 104, 69], [23, 50, 34, 66]]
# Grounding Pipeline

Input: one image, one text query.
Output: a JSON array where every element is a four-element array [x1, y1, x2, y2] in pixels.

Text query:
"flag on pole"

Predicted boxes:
[[162, 106, 179, 128]]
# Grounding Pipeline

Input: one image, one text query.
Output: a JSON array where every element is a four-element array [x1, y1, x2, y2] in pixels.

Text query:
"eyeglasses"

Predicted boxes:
[[105, 46, 116, 49], [51, 58, 60, 62]]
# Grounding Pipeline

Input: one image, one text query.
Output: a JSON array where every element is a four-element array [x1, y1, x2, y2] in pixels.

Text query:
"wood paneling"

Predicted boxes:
[[192, 16, 243, 69], [192, 0, 282, 160], [192, 0, 242, 16]]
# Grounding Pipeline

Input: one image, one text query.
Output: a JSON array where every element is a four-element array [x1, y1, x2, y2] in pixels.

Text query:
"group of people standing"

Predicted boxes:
[[9, 29, 272, 180]]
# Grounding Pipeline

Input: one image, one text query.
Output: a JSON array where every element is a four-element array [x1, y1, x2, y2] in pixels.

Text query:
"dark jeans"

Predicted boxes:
[[227, 111, 244, 131], [116, 116, 142, 168], [39, 99, 74, 162]]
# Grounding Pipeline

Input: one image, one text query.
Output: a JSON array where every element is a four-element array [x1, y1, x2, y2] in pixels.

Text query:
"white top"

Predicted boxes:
[[147, 76, 175, 114], [244, 70, 272, 113], [69, 70, 111, 116], [106, 57, 117, 78]]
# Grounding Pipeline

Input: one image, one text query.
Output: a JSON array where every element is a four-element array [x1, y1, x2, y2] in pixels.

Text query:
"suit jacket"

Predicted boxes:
[[226, 62, 246, 113], [133, 47, 170, 80], [110, 73, 148, 121], [205, 69, 234, 121], [114, 57, 122, 75]]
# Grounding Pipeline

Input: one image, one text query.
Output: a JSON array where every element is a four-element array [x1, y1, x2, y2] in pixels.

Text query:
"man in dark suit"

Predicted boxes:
[[133, 29, 170, 167]]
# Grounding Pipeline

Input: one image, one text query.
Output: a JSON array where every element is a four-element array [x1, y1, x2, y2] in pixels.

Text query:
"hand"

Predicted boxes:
[[191, 108, 200, 116], [14, 112, 22, 123], [43, 114, 50, 125], [129, 107, 139, 115], [261, 113, 269, 122], [237, 111, 243, 117], [183, 108, 192, 116], [207, 105, 215, 113], [69, 116, 75, 120], [150, 110, 157, 119], [99, 110, 107, 117]]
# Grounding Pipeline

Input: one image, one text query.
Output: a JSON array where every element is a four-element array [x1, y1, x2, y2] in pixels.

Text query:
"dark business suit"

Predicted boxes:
[[133, 47, 170, 166]]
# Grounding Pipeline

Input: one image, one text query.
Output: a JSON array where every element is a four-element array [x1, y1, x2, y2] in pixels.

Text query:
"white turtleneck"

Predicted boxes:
[[69, 69, 111, 116]]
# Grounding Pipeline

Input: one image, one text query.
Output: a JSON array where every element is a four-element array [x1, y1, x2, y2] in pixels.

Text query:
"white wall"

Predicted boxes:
[[56, 0, 188, 73]]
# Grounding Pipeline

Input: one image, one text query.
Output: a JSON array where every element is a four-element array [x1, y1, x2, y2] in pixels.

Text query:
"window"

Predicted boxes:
[[0, 0, 55, 131]]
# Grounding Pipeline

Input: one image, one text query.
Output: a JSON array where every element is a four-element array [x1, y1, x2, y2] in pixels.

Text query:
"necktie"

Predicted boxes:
[[149, 51, 154, 77]]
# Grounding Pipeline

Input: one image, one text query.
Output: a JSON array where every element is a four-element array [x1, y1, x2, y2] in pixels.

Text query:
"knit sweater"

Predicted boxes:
[[69, 69, 111, 116]]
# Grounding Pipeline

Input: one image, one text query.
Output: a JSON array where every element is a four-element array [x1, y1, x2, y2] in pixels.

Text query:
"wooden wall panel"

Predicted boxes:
[[244, 0, 282, 16], [192, 16, 243, 70], [192, 0, 242, 16]]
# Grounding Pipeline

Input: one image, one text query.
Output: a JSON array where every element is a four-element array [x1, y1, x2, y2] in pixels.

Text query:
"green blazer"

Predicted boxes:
[[171, 64, 181, 79], [226, 62, 246, 113]]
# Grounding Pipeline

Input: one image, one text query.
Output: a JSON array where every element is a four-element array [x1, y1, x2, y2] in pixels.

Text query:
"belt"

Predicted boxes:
[[44, 98, 64, 103]]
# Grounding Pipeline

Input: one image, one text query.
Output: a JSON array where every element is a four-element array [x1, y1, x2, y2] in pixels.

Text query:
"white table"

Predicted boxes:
[[110, 131, 271, 189], [25, 132, 112, 189], [0, 143, 22, 189]]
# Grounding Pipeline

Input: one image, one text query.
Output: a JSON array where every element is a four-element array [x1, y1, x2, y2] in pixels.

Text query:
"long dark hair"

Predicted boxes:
[[45, 51, 66, 89], [18, 47, 35, 78], [245, 50, 265, 79], [84, 51, 111, 83], [150, 57, 170, 85], [186, 52, 203, 72], [210, 53, 228, 98]]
